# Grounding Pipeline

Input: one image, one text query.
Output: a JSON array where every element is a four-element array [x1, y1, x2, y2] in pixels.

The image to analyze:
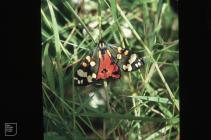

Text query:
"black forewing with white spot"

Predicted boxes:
[[124, 53, 144, 72], [107, 44, 144, 72], [74, 49, 99, 86]]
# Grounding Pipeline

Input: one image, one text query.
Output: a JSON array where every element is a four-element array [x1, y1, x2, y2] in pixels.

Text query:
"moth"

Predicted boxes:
[[74, 40, 144, 86]]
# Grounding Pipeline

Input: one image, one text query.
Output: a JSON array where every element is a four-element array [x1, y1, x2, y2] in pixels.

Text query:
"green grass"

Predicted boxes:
[[42, 0, 179, 140]]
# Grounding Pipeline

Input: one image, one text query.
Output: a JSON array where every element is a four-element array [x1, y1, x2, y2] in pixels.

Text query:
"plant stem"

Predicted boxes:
[[103, 81, 116, 139]]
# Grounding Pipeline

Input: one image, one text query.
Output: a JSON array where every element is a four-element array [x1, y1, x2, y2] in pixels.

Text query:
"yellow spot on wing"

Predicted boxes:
[[82, 62, 87, 67], [117, 47, 122, 53], [98, 51, 102, 59], [106, 50, 112, 57], [124, 50, 129, 56], [86, 56, 91, 62]]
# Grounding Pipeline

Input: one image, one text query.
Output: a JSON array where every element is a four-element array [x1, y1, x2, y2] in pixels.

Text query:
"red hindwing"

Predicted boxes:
[[96, 50, 120, 80]]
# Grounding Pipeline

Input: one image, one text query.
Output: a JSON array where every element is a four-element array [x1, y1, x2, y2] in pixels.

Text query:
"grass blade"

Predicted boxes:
[[128, 96, 173, 105], [47, 0, 64, 98], [80, 112, 168, 122], [64, 1, 96, 43], [43, 43, 55, 92]]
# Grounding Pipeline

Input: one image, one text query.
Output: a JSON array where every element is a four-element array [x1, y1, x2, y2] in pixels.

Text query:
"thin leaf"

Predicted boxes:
[[128, 96, 172, 104]]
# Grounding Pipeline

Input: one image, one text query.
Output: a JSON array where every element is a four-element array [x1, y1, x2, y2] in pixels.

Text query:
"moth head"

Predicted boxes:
[[98, 40, 106, 49]]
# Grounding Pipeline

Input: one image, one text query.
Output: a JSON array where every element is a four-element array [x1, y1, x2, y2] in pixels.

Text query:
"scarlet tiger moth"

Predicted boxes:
[[74, 40, 144, 86]]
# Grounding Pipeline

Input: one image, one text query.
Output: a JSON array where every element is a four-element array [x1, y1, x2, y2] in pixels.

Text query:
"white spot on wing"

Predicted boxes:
[[127, 64, 132, 71], [128, 54, 137, 64], [92, 73, 96, 79], [90, 61, 96, 67], [117, 54, 122, 59], [117, 47, 122, 53], [123, 65, 127, 70], [77, 69, 87, 78], [87, 75, 92, 83]]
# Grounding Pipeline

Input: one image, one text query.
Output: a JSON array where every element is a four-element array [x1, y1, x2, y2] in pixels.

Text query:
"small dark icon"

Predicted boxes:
[[5, 123, 17, 136]]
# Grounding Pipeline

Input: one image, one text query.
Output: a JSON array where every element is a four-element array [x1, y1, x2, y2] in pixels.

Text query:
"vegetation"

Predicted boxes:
[[42, 0, 179, 139]]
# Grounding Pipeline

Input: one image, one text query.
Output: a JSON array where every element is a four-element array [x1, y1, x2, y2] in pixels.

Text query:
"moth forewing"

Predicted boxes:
[[107, 44, 144, 72], [74, 53, 98, 86]]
